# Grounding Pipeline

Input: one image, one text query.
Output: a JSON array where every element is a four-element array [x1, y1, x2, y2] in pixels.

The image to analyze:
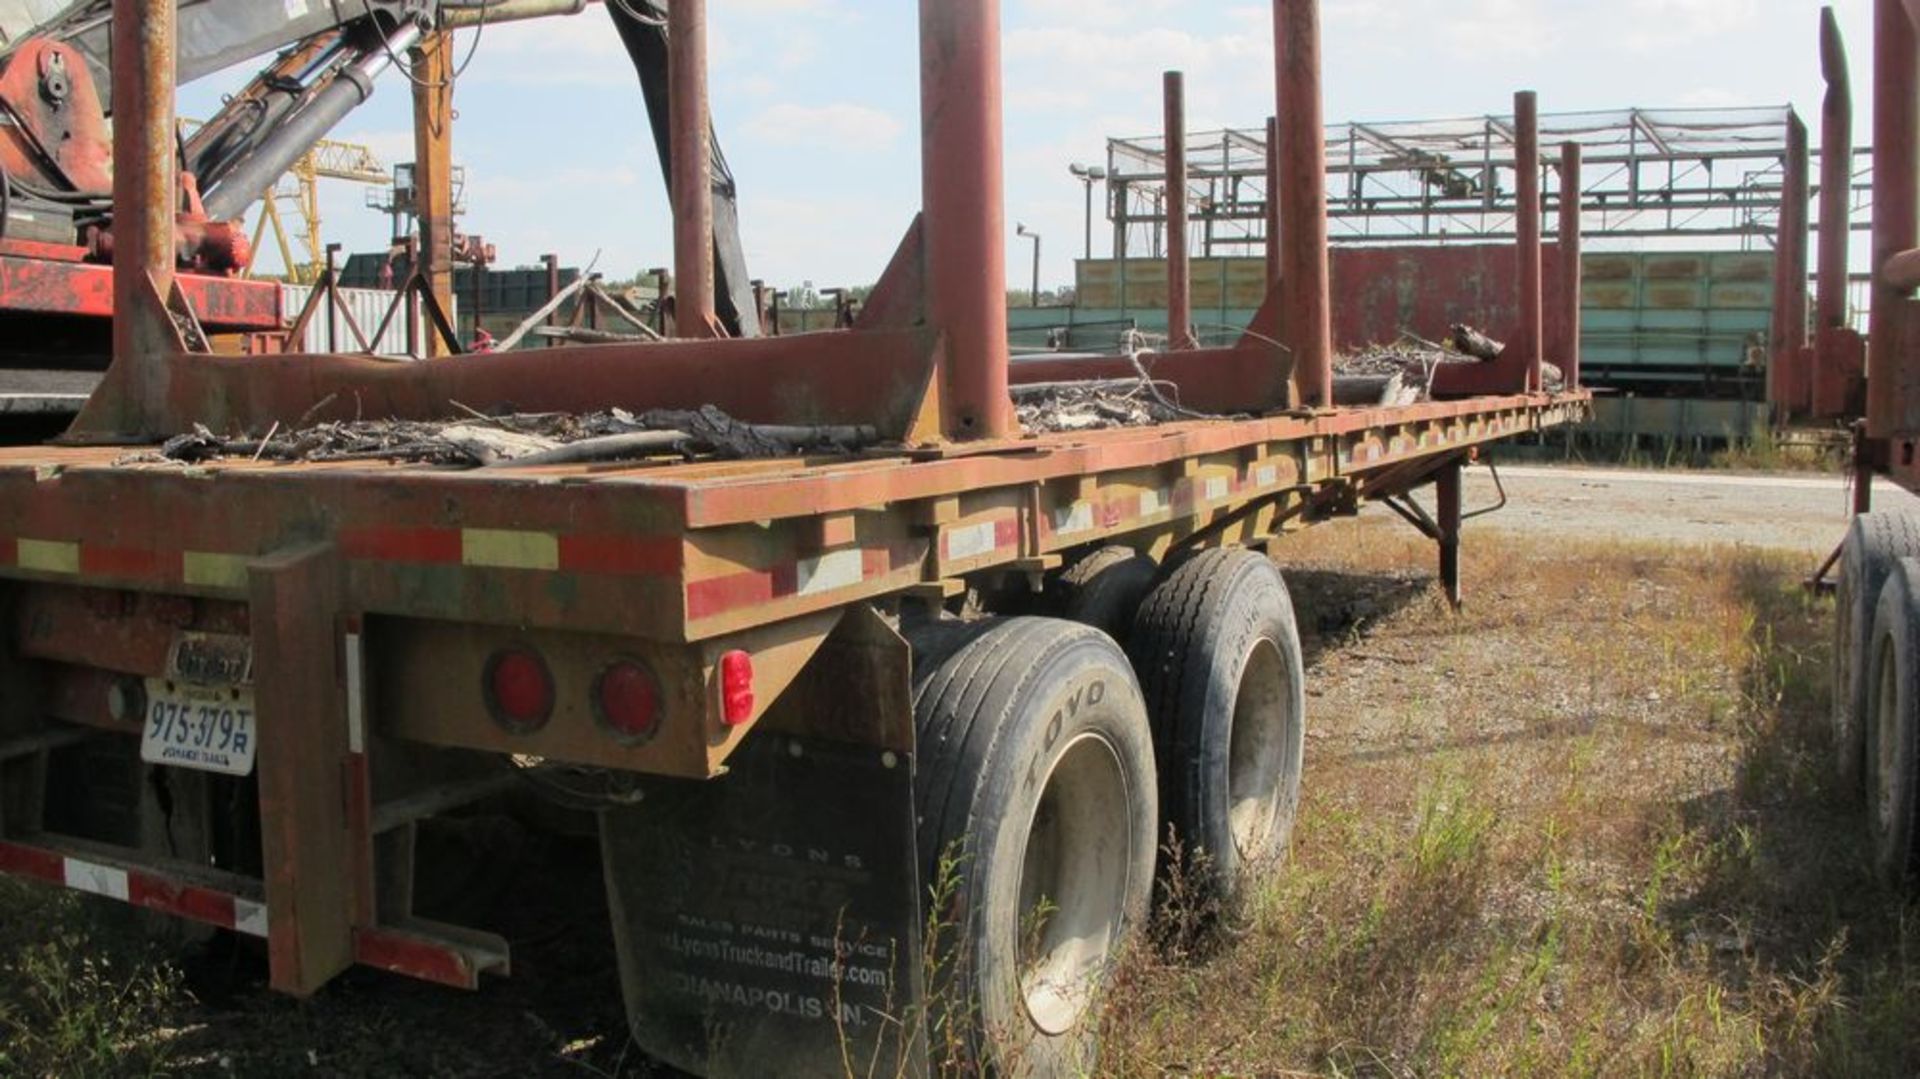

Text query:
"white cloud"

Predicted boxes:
[[745, 103, 903, 150]]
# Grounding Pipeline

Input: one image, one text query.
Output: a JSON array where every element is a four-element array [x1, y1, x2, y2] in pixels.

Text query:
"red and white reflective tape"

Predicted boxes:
[[0, 840, 268, 938]]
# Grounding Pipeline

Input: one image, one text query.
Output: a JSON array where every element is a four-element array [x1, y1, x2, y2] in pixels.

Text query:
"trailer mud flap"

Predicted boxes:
[[601, 731, 925, 1078]]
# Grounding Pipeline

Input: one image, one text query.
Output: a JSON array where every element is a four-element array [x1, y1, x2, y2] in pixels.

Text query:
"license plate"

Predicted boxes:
[[138, 679, 257, 777]]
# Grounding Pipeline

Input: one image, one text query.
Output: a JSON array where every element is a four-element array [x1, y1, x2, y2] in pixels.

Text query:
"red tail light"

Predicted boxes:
[[720, 650, 754, 726], [594, 659, 662, 744], [484, 647, 554, 733]]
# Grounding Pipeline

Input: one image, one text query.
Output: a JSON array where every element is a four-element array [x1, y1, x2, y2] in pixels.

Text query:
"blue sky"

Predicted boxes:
[[180, 0, 1873, 292]]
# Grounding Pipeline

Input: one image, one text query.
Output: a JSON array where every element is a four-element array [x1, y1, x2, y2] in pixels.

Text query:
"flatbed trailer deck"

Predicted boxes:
[[0, 0, 1591, 1075]]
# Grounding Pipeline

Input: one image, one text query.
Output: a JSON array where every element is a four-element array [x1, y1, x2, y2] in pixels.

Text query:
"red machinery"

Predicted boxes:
[[0, 30, 278, 384], [0, 1, 733, 405], [0, 0, 1587, 1075]]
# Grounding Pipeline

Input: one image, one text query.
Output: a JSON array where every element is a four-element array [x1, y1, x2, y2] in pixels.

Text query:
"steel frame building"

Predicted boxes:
[[1105, 107, 1874, 257]]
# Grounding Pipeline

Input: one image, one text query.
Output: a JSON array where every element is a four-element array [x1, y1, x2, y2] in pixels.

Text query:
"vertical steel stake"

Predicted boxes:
[[1164, 71, 1194, 350], [1275, 0, 1332, 410], [1771, 117, 1811, 416], [1557, 142, 1583, 391], [1870, 0, 1918, 438], [1514, 91, 1544, 394], [670, 0, 718, 339], [919, 0, 1014, 439]]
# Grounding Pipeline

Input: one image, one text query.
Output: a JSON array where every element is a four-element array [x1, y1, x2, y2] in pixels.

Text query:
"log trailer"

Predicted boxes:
[[0, 0, 1588, 1074], [1831, 0, 1920, 896]]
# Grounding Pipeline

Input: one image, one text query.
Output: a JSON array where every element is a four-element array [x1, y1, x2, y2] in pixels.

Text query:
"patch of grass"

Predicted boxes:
[[0, 881, 186, 1078], [1098, 522, 1920, 1077]]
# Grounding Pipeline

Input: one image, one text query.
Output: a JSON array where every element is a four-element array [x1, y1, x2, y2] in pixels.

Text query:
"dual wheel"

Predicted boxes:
[[907, 547, 1305, 1075], [1834, 513, 1920, 890]]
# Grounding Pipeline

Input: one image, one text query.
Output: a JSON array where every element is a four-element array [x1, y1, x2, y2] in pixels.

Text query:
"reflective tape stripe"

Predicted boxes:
[[1052, 502, 1094, 537], [944, 522, 999, 561], [63, 858, 130, 901], [795, 548, 864, 597], [17, 539, 79, 574], [462, 529, 560, 571], [233, 898, 270, 938], [345, 632, 366, 755], [184, 551, 250, 590]]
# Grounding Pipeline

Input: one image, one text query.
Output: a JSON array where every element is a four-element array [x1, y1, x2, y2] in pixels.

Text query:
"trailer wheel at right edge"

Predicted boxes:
[[1833, 513, 1920, 795], [1128, 547, 1307, 903], [1863, 557, 1920, 890]]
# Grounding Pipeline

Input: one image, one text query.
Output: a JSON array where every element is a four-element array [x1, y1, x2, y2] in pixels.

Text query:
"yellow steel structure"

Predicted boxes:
[[247, 137, 391, 284]]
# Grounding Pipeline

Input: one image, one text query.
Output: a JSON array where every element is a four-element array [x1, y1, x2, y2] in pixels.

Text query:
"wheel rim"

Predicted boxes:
[[1017, 731, 1132, 1037], [1874, 633, 1900, 838], [1227, 637, 1291, 859]]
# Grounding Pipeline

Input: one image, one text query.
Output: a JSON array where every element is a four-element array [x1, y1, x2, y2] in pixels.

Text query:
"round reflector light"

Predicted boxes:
[[484, 647, 554, 733], [594, 659, 662, 744]]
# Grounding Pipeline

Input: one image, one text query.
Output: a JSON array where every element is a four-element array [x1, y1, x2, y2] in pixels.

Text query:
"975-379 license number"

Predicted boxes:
[[138, 679, 258, 777]]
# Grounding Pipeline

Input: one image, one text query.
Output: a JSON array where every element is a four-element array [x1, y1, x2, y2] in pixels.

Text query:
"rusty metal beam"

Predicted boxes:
[[410, 31, 455, 356], [1164, 71, 1194, 350], [1557, 141, 1583, 390], [1514, 91, 1543, 393], [1871, 0, 1919, 437], [1264, 116, 1281, 288], [1275, 0, 1332, 410], [919, 0, 1013, 439], [96, 0, 178, 434], [1819, 7, 1854, 333], [669, 0, 718, 339], [1771, 114, 1811, 416]]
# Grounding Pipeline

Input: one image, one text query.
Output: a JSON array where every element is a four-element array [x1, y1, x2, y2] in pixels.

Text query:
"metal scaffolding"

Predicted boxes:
[[1105, 106, 1874, 256]]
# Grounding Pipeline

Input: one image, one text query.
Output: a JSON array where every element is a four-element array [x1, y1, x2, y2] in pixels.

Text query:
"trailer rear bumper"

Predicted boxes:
[[0, 835, 504, 988]]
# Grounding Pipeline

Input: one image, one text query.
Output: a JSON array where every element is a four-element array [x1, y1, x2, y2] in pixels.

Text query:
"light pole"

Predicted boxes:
[[1016, 223, 1042, 306], [1069, 163, 1108, 260]]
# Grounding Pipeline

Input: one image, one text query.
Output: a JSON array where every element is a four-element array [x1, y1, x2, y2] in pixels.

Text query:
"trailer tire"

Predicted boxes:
[[1129, 548, 1305, 901], [1836, 513, 1920, 797], [908, 617, 1157, 1077], [1865, 559, 1920, 890], [1050, 547, 1158, 645]]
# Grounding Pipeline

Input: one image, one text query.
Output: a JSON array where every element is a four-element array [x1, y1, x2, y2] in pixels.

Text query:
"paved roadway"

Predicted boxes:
[[1449, 464, 1920, 554]]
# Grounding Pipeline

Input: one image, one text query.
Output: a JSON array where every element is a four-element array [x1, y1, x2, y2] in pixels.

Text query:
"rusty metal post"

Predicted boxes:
[[1164, 72, 1194, 350], [1265, 116, 1281, 288], [544, 253, 561, 327], [109, 0, 176, 406], [1819, 8, 1854, 336], [324, 244, 341, 353], [1514, 91, 1544, 394], [1870, 0, 1918, 438], [919, 0, 1013, 439], [1275, 0, 1332, 410], [1437, 460, 1463, 609], [410, 31, 455, 358], [670, 0, 718, 339], [1556, 142, 1583, 390], [1771, 115, 1811, 416]]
